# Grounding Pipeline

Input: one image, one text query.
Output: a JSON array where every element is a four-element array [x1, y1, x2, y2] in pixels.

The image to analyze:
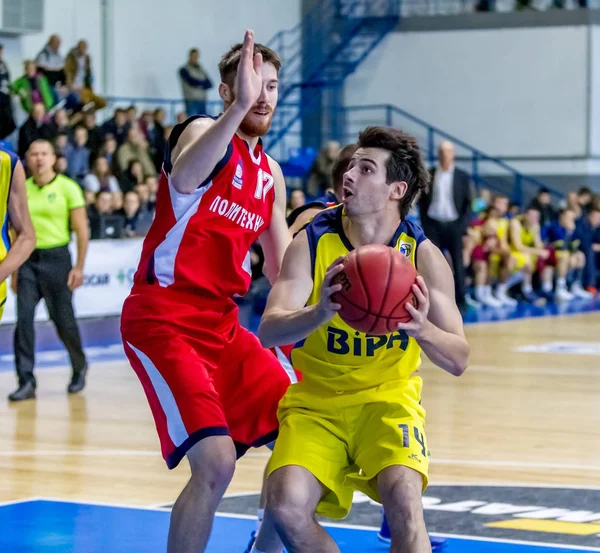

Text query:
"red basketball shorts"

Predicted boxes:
[[120, 289, 296, 469]]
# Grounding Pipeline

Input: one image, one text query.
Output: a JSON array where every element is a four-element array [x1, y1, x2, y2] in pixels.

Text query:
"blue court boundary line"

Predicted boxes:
[[3, 497, 599, 552]]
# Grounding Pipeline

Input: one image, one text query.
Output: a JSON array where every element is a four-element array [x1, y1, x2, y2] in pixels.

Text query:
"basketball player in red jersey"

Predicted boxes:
[[120, 31, 292, 553]]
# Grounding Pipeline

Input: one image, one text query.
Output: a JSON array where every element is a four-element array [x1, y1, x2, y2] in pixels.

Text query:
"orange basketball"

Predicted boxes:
[[332, 244, 418, 336]]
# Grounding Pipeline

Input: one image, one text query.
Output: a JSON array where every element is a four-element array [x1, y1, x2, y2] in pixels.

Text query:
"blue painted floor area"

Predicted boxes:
[[0, 500, 597, 553]]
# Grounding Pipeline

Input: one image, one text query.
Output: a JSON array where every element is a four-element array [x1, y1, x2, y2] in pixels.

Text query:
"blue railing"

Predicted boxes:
[[104, 96, 558, 205], [339, 103, 560, 205]]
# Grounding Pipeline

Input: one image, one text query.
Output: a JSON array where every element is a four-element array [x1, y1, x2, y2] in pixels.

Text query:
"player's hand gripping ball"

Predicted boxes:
[[331, 244, 418, 336]]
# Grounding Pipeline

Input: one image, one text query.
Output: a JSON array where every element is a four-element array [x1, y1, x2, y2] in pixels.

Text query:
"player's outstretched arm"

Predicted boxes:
[[258, 230, 344, 348], [170, 30, 262, 194], [260, 157, 292, 284], [397, 240, 470, 376], [0, 160, 35, 284]]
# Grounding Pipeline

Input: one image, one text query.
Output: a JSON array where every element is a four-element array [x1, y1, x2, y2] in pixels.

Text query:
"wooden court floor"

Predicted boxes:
[[1, 312, 599, 508]]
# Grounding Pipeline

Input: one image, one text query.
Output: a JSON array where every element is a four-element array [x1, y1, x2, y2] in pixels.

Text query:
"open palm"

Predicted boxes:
[[234, 30, 263, 111]]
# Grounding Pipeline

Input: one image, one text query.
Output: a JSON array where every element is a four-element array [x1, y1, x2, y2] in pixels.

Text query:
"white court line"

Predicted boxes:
[[1, 449, 599, 473], [0, 496, 42, 507], [464, 307, 600, 327]]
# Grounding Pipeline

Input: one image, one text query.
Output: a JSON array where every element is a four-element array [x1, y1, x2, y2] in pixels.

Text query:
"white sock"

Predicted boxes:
[[557, 278, 567, 290], [256, 508, 265, 533], [496, 283, 508, 296], [522, 281, 532, 294], [542, 280, 553, 292], [505, 271, 524, 288], [250, 546, 267, 553]]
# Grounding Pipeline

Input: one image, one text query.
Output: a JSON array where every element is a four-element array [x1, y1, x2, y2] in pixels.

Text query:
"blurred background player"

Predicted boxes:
[[255, 127, 469, 553], [0, 148, 35, 321], [547, 208, 593, 300], [120, 31, 293, 553]]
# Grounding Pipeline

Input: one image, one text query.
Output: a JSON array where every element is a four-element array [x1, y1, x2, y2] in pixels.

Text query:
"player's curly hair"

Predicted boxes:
[[218, 43, 281, 89], [357, 126, 430, 220]]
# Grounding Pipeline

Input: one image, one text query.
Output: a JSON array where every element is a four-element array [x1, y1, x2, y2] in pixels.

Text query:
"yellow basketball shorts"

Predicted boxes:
[[268, 378, 429, 519], [489, 251, 534, 278]]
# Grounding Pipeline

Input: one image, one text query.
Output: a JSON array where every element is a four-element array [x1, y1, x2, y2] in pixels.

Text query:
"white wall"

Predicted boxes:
[[589, 26, 600, 157], [2, 0, 300, 100], [345, 26, 589, 159], [109, 0, 300, 99]]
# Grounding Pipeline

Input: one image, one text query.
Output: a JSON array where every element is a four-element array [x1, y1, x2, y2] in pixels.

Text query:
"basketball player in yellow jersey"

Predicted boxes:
[[0, 149, 35, 320], [253, 127, 470, 553]]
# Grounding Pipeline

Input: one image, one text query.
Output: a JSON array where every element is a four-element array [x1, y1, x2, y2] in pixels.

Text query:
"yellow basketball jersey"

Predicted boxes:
[[290, 205, 426, 393], [510, 217, 536, 252], [496, 217, 509, 240], [0, 149, 18, 317]]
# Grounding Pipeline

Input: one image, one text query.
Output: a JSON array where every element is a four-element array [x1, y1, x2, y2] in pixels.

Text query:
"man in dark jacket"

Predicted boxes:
[[418, 140, 472, 308], [179, 48, 212, 116]]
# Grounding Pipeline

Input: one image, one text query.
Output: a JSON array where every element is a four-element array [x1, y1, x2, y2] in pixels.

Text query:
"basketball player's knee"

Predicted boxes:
[[379, 470, 425, 537], [266, 475, 314, 532], [187, 439, 236, 493]]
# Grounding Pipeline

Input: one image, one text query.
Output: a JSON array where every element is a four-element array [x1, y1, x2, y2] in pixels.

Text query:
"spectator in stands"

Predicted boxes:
[[82, 111, 103, 153], [64, 40, 106, 111], [95, 133, 117, 168], [35, 35, 65, 97], [577, 187, 593, 211], [9, 139, 88, 402], [509, 205, 555, 302], [101, 108, 129, 146], [133, 181, 154, 213], [88, 190, 124, 240], [575, 204, 600, 294], [286, 189, 306, 216], [18, 103, 54, 159], [567, 191, 582, 219], [54, 132, 72, 158], [145, 176, 159, 205], [51, 108, 71, 136], [179, 48, 213, 116], [11, 60, 55, 114], [547, 209, 593, 300], [120, 159, 144, 193], [120, 190, 154, 238], [419, 140, 472, 308], [472, 187, 490, 216], [0, 44, 16, 139], [55, 154, 68, 175], [140, 110, 165, 171], [530, 187, 556, 229], [307, 141, 341, 197], [126, 105, 138, 125], [176, 112, 187, 125], [117, 127, 156, 178], [66, 125, 90, 183], [82, 156, 122, 207]]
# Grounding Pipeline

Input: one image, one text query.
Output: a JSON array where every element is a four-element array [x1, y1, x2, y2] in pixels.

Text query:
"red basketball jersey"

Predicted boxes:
[[132, 117, 276, 300]]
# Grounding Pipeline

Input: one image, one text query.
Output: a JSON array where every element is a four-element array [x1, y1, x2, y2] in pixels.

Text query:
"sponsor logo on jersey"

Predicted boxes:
[[233, 161, 243, 189], [208, 195, 265, 232], [208, 485, 600, 549], [326, 326, 409, 356], [399, 242, 413, 257]]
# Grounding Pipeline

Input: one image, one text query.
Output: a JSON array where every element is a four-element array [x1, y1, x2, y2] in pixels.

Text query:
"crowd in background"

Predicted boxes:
[[0, 33, 599, 311]]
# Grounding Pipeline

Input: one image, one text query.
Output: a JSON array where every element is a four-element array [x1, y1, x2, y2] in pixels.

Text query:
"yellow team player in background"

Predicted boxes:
[[0, 148, 36, 320]]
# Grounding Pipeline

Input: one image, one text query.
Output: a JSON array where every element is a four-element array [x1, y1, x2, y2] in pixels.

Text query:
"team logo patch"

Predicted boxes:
[[209, 485, 600, 548], [233, 160, 243, 189], [399, 242, 413, 257]]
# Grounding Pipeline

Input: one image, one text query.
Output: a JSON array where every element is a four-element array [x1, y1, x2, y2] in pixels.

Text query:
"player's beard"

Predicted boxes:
[[239, 106, 274, 137]]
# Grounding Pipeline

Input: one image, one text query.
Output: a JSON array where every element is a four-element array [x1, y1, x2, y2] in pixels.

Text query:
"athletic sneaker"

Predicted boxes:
[[243, 531, 256, 553], [571, 282, 594, 299]]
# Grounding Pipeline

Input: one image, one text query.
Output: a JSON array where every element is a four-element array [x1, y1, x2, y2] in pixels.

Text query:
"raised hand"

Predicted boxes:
[[233, 30, 263, 112]]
